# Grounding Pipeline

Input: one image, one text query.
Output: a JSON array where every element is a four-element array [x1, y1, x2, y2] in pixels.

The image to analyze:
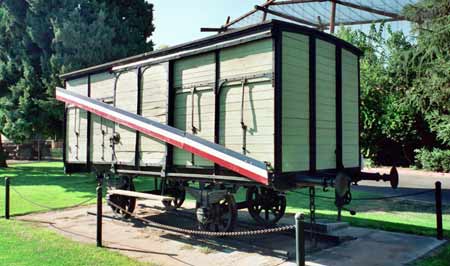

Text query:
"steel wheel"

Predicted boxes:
[[107, 176, 136, 218], [198, 194, 237, 232], [247, 186, 286, 226], [162, 180, 186, 210]]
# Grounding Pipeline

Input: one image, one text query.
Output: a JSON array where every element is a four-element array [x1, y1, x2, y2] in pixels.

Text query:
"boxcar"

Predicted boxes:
[[60, 20, 394, 231]]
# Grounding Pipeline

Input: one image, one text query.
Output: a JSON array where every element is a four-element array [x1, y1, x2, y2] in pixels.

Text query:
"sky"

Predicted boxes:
[[148, 0, 412, 47], [148, 0, 264, 47]]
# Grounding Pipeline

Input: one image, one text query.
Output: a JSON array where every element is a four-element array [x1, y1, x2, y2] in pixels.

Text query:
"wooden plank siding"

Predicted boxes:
[[341, 49, 359, 167], [173, 53, 216, 167], [66, 77, 88, 163], [63, 24, 362, 179], [114, 70, 138, 165], [90, 72, 115, 163], [219, 39, 274, 166], [281, 32, 309, 172], [315, 40, 336, 170], [139, 63, 169, 167]]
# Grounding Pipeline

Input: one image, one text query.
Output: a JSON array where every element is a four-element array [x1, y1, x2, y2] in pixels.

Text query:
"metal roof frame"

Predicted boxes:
[[202, 0, 417, 33]]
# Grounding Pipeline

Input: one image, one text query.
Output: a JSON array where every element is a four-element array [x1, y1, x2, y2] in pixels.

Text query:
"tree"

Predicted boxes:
[[0, 0, 154, 167], [337, 24, 438, 165], [337, 0, 450, 166], [403, 0, 450, 146]]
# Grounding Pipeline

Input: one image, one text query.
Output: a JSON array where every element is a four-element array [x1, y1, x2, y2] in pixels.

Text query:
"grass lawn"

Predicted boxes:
[[0, 219, 150, 266], [0, 161, 448, 265]]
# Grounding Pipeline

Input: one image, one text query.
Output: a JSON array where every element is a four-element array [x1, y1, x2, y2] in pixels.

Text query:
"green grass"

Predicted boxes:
[[282, 189, 450, 238], [0, 161, 448, 265], [415, 244, 450, 266], [0, 162, 98, 215], [0, 162, 156, 266], [0, 219, 149, 266]]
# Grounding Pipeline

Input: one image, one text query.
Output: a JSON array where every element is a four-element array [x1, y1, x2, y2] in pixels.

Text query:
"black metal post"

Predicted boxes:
[[295, 213, 305, 266], [96, 179, 103, 247], [5, 177, 10, 219], [435, 181, 443, 240]]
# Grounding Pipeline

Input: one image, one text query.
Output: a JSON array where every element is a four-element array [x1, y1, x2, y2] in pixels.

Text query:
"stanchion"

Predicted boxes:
[[435, 181, 443, 240], [96, 178, 103, 247], [5, 177, 10, 219], [295, 213, 305, 266]]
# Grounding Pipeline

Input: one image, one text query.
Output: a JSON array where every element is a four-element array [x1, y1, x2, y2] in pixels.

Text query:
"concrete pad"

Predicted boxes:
[[17, 201, 446, 266], [282, 227, 446, 266]]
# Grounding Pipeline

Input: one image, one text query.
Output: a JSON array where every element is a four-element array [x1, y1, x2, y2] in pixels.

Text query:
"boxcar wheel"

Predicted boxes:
[[162, 180, 186, 210], [197, 194, 237, 232], [106, 176, 136, 218], [247, 187, 286, 226]]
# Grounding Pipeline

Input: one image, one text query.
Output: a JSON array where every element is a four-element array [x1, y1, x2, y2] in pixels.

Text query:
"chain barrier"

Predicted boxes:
[[291, 188, 435, 201], [107, 200, 295, 237], [7, 181, 295, 237], [10, 186, 96, 211]]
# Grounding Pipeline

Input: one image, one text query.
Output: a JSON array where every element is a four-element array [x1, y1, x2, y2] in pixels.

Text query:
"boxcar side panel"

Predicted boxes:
[[315, 40, 336, 170], [341, 49, 360, 168], [90, 72, 115, 163], [281, 32, 310, 172], [140, 63, 169, 166], [173, 53, 216, 167], [114, 70, 138, 165], [66, 77, 88, 163], [219, 39, 274, 165]]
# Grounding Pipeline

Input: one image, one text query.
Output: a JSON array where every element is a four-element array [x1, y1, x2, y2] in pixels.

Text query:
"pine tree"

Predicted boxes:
[[0, 0, 154, 167]]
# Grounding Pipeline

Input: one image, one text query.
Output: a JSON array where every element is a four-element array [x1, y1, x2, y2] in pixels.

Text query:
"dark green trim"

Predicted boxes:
[[335, 46, 343, 169], [165, 61, 175, 173], [274, 28, 282, 175], [357, 55, 362, 168], [86, 75, 92, 172], [135, 67, 143, 169], [214, 50, 221, 175], [309, 36, 316, 173], [63, 80, 67, 170]]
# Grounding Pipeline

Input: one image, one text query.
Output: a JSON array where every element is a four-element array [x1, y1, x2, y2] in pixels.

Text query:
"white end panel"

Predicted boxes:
[[66, 77, 88, 163], [90, 72, 115, 164]]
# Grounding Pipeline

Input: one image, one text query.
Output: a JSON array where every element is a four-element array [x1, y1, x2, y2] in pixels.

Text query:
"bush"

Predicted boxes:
[[414, 148, 450, 172]]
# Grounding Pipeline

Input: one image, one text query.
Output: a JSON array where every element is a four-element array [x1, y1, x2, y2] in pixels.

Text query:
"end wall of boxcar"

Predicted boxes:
[[279, 26, 360, 175]]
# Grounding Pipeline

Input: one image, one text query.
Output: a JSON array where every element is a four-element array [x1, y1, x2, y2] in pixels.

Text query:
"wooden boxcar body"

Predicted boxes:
[[61, 20, 362, 189]]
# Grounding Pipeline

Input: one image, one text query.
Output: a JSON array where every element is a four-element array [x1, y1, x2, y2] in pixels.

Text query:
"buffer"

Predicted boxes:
[[56, 87, 270, 185]]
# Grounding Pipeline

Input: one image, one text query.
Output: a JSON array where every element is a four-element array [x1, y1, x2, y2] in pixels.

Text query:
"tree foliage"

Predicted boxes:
[[0, 0, 154, 143], [337, 0, 450, 166], [403, 0, 450, 146]]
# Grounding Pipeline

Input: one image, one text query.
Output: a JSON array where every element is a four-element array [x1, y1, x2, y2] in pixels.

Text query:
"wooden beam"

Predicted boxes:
[[255, 5, 321, 28], [326, 17, 404, 26], [200, 27, 225, 32], [223, 0, 276, 29], [262, 0, 270, 21], [269, 0, 328, 5], [317, 16, 328, 31], [330, 0, 336, 33], [108, 189, 174, 201], [334, 0, 404, 19]]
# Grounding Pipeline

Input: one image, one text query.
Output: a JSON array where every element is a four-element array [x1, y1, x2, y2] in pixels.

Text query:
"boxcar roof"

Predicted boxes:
[[60, 19, 362, 80]]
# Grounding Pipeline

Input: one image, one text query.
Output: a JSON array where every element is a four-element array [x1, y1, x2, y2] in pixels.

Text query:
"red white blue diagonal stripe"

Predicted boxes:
[[56, 87, 269, 185]]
